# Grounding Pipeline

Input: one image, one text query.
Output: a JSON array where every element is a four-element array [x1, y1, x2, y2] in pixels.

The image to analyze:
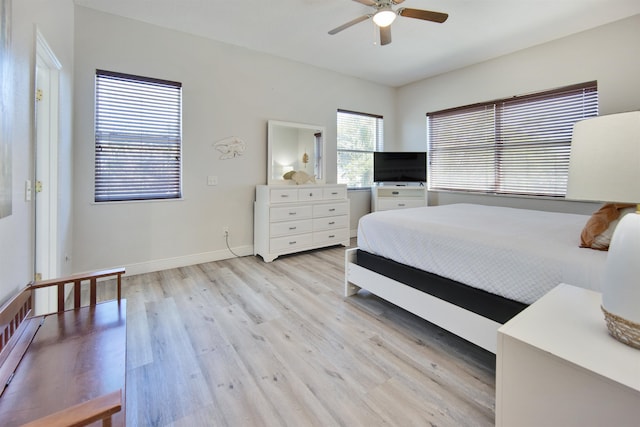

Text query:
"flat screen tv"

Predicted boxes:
[[374, 152, 427, 183]]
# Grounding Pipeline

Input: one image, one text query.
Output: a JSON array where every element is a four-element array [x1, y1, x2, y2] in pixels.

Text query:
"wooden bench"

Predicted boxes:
[[0, 268, 126, 427]]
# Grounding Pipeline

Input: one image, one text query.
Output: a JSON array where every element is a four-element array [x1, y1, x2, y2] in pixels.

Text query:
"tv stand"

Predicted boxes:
[[371, 185, 427, 212]]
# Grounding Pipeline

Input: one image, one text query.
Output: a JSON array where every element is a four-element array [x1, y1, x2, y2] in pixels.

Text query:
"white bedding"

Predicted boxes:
[[357, 203, 606, 304]]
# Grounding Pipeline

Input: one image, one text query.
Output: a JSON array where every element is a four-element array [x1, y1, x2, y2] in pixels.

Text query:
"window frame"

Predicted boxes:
[[426, 81, 598, 198], [337, 109, 384, 189], [94, 69, 183, 203]]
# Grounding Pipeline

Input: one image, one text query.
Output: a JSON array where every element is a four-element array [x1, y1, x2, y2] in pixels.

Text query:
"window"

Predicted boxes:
[[95, 70, 182, 202], [337, 109, 383, 188], [427, 81, 598, 197]]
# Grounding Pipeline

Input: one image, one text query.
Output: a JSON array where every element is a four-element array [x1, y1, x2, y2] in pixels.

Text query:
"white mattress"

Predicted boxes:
[[357, 204, 606, 304]]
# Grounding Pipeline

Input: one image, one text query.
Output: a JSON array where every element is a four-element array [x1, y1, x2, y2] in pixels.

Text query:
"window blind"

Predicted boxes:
[[95, 70, 182, 202], [337, 109, 384, 188], [427, 81, 598, 197]]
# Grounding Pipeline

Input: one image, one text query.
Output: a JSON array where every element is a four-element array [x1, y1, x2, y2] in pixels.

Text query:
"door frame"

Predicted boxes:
[[34, 28, 61, 314]]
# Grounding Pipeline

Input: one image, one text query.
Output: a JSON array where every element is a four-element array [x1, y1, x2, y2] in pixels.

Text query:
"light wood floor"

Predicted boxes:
[[110, 243, 495, 426]]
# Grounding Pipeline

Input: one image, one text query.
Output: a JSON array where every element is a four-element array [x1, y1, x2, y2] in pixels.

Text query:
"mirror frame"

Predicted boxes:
[[267, 120, 326, 185]]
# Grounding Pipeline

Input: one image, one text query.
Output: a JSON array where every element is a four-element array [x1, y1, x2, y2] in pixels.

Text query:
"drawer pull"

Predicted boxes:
[[328, 221, 335, 225], [289, 212, 296, 215], [329, 208, 336, 212], [281, 194, 289, 198], [398, 203, 405, 207], [331, 192, 338, 195], [309, 193, 313, 197], [289, 226, 297, 230], [289, 241, 297, 245], [329, 235, 335, 238], [392, 191, 399, 195]]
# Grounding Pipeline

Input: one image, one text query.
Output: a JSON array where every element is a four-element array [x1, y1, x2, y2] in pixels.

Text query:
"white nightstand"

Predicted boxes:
[[371, 185, 427, 211], [496, 283, 640, 427]]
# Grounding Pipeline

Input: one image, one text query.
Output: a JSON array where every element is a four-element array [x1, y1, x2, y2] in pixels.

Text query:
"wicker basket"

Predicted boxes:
[[602, 305, 640, 349]]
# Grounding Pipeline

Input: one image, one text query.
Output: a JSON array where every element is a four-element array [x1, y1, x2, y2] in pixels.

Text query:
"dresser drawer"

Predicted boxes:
[[313, 215, 348, 231], [270, 188, 299, 203], [270, 205, 312, 221], [270, 233, 313, 252], [323, 186, 346, 200], [378, 199, 425, 211], [270, 219, 313, 237], [313, 229, 349, 245], [313, 202, 348, 218], [298, 188, 323, 201]]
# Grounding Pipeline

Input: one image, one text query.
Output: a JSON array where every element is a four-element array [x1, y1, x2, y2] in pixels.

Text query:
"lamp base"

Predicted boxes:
[[602, 305, 640, 349]]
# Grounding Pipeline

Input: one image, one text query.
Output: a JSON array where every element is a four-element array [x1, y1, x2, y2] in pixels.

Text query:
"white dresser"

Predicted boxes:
[[254, 184, 350, 262]]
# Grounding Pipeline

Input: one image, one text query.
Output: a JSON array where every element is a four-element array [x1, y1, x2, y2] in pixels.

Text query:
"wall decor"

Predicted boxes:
[[0, 0, 12, 219], [214, 136, 246, 160]]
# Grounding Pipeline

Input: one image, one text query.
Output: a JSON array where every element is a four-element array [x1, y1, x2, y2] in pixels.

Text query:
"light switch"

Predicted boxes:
[[207, 175, 218, 186]]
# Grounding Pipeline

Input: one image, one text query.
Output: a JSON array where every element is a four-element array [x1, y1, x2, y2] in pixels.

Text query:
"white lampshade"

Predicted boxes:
[[567, 111, 640, 348], [567, 111, 640, 204], [373, 8, 396, 27]]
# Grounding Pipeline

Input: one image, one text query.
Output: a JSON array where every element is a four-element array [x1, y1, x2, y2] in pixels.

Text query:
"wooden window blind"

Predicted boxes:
[[427, 81, 598, 197], [95, 70, 182, 202]]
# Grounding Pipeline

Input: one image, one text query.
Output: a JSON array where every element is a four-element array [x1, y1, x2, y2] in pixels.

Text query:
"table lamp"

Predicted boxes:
[[567, 111, 640, 349]]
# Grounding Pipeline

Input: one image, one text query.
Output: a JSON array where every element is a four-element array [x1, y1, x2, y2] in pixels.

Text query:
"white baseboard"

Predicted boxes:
[[121, 245, 255, 277]]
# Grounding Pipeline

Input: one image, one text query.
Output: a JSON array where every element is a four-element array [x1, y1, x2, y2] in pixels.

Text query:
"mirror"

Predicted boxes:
[[267, 120, 325, 185]]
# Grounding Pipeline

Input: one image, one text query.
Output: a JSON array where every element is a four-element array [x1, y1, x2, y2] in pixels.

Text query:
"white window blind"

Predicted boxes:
[[337, 109, 383, 188], [95, 70, 182, 202], [427, 81, 598, 197]]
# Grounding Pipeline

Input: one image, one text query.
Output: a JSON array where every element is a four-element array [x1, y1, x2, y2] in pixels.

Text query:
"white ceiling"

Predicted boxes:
[[74, 0, 640, 87]]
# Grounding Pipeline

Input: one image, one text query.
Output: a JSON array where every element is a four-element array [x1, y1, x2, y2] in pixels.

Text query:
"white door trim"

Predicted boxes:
[[34, 28, 62, 314]]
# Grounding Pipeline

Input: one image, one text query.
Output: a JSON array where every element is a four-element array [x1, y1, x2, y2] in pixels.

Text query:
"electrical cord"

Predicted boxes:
[[225, 231, 241, 258]]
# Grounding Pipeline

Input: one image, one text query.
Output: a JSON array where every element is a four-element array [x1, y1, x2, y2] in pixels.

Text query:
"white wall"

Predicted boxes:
[[72, 6, 395, 275], [397, 14, 640, 215], [0, 0, 74, 304]]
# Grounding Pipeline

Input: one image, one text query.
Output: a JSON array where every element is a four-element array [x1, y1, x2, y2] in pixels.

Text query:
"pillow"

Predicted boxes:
[[580, 203, 636, 250]]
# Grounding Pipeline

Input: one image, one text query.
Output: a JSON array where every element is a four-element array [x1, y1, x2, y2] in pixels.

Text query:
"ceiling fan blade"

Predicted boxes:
[[328, 15, 370, 35], [380, 25, 391, 46], [398, 8, 448, 23], [352, 0, 378, 6], [391, 0, 406, 4]]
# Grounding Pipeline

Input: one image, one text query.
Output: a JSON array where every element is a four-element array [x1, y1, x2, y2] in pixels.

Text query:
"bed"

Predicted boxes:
[[344, 203, 607, 353]]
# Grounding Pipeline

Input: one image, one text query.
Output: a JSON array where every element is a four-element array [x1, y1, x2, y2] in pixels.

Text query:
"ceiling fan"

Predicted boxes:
[[328, 0, 448, 46]]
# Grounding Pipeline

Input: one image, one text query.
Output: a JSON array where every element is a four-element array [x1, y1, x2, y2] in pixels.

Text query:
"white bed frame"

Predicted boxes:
[[345, 247, 501, 353]]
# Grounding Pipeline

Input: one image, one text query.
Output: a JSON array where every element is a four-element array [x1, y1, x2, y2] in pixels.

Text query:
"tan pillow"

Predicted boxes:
[[580, 203, 636, 250]]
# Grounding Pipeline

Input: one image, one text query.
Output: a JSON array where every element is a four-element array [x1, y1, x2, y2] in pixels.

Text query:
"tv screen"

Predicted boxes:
[[374, 152, 427, 183]]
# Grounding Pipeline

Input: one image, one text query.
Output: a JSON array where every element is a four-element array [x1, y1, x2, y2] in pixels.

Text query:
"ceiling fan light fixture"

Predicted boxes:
[[372, 7, 396, 27]]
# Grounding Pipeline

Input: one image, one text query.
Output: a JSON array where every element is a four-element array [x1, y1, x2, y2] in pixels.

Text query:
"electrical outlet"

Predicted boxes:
[[222, 227, 229, 237]]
